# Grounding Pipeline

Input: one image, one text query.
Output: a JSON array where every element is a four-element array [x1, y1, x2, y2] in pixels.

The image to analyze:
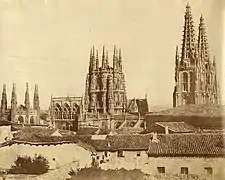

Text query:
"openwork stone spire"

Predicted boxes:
[[11, 83, 17, 107], [24, 83, 30, 109], [33, 84, 40, 110], [181, 3, 196, 60], [198, 15, 210, 62], [1, 84, 7, 110]]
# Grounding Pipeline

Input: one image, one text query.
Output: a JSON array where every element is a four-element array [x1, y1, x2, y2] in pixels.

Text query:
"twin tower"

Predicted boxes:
[[84, 46, 127, 115], [1, 83, 40, 124]]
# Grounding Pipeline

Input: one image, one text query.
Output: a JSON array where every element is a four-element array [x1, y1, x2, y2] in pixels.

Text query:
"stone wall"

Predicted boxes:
[[0, 143, 93, 170]]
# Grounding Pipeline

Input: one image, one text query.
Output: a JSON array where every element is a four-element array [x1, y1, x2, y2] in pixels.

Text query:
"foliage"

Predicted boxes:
[[8, 155, 49, 175], [68, 168, 77, 176], [68, 167, 145, 180], [68, 167, 213, 180]]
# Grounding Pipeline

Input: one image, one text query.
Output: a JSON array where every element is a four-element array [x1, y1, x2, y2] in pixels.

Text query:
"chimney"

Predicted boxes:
[[165, 126, 169, 134], [152, 132, 159, 143]]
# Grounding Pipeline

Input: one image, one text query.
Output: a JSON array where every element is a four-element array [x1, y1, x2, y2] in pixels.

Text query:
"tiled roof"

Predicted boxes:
[[154, 122, 197, 133], [12, 127, 225, 157], [0, 120, 11, 126], [148, 104, 225, 117], [78, 133, 225, 157]]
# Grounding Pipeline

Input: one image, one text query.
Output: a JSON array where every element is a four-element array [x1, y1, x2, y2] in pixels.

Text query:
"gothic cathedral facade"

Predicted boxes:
[[173, 4, 219, 107]]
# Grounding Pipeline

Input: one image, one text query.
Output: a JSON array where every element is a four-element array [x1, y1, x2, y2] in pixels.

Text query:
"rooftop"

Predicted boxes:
[[154, 122, 197, 133], [10, 127, 225, 157], [148, 104, 225, 117]]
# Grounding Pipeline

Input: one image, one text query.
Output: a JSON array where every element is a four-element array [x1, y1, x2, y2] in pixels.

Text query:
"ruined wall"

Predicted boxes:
[[0, 143, 93, 170]]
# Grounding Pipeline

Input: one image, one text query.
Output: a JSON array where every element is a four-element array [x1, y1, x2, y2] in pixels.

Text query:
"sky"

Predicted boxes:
[[0, 0, 224, 110]]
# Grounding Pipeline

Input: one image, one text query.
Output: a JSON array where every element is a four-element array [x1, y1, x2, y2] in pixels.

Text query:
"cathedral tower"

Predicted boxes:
[[33, 84, 40, 111], [11, 83, 17, 122], [84, 46, 127, 115], [24, 83, 30, 110], [173, 4, 219, 107]]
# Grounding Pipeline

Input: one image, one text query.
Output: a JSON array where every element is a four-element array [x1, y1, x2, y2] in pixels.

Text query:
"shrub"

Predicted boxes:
[[9, 155, 49, 175]]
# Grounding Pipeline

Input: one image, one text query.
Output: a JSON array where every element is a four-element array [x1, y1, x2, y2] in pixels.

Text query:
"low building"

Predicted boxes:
[[78, 132, 225, 179]]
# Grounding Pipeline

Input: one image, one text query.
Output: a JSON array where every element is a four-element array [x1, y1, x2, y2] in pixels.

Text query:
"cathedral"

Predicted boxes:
[[173, 4, 219, 107], [0, 83, 40, 124], [84, 46, 127, 115]]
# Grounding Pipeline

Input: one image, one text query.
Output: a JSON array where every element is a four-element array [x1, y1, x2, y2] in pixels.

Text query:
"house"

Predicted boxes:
[[0, 127, 96, 170], [78, 132, 225, 179]]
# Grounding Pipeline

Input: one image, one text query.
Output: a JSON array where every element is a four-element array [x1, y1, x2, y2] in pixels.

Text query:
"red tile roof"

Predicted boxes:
[[78, 133, 225, 157], [11, 127, 225, 157]]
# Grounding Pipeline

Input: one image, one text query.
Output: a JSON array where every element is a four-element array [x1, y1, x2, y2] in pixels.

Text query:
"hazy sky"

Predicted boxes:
[[0, 0, 224, 110]]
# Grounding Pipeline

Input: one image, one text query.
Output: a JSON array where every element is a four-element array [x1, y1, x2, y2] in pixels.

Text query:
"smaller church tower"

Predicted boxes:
[[33, 84, 40, 111], [11, 83, 17, 122], [1, 84, 7, 120], [24, 83, 30, 110]]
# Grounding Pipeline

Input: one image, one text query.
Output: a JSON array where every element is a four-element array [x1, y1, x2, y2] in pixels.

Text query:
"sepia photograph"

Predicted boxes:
[[0, 0, 224, 179]]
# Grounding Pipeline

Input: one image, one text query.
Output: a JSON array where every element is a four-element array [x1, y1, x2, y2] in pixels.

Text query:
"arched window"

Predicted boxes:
[[55, 103, 62, 119], [63, 103, 71, 119], [18, 116, 24, 124], [182, 72, 188, 91]]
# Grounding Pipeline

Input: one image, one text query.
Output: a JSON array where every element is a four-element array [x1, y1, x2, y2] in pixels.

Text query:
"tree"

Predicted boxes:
[[9, 155, 49, 175]]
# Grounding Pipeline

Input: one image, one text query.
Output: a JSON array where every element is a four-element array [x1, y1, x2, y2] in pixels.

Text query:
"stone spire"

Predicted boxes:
[[102, 46, 107, 69], [198, 15, 209, 62], [89, 46, 96, 73], [181, 3, 196, 60], [118, 48, 122, 71], [33, 84, 40, 110], [107, 74, 114, 114], [11, 83, 17, 108], [96, 49, 99, 71], [24, 83, 30, 109], [113, 45, 118, 70], [175, 46, 180, 82], [1, 84, 7, 111]]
